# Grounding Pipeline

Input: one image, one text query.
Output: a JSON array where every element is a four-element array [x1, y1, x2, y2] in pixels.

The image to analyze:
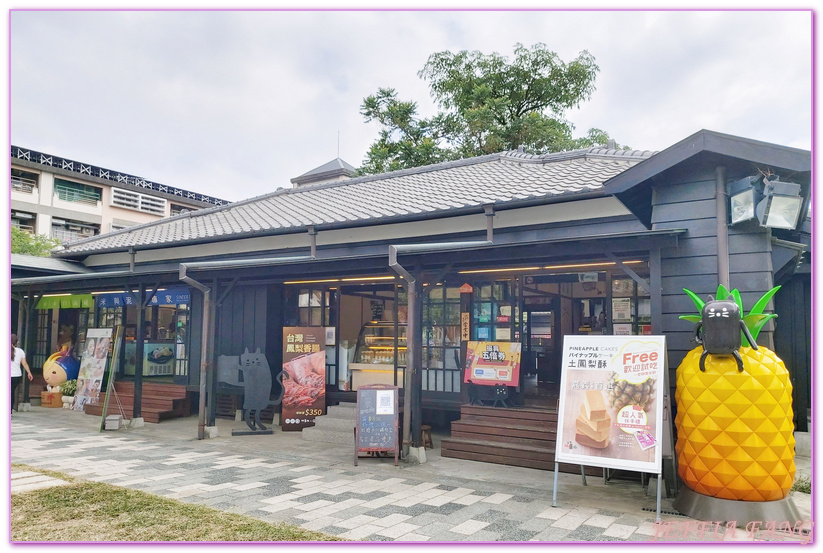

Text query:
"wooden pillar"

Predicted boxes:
[[134, 283, 146, 419], [207, 279, 218, 427], [408, 277, 423, 449]]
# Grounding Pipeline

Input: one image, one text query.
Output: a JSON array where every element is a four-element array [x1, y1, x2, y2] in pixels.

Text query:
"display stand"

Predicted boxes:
[[99, 326, 125, 432], [551, 335, 670, 523], [354, 384, 399, 466]]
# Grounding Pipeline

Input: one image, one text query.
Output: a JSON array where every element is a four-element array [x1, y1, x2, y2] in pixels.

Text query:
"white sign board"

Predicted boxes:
[[555, 335, 667, 473]]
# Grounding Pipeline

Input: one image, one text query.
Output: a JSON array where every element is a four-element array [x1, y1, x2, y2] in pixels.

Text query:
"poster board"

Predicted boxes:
[[281, 327, 326, 431], [554, 335, 667, 474], [354, 384, 399, 466], [73, 328, 113, 411], [463, 341, 521, 386]]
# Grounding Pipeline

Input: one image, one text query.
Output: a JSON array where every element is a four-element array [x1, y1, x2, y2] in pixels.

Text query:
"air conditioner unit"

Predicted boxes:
[[67, 224, 81, 231]]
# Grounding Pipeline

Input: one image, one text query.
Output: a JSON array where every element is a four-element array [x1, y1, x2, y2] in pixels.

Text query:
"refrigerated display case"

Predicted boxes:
[[349, 321, 406, 390]]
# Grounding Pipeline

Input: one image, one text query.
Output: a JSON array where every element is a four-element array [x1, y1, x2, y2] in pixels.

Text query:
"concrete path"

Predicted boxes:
[[10, 409, 812, 543]]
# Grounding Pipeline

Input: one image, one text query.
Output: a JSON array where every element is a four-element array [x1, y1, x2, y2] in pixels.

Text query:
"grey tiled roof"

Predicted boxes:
[[11, 253, 92, 273], [55, 147, 655, 256]]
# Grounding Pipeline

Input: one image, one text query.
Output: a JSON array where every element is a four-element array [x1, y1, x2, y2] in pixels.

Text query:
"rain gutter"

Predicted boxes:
[[388, 241, 491, 457]]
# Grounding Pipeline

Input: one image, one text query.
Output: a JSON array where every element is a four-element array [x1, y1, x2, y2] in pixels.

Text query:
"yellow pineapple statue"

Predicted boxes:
[[675, 285, 795, 502]]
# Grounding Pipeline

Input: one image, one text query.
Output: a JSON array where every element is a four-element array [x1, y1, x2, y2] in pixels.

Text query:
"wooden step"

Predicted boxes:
[[441, 402, 600, 476], [82, 381, 191, 423], [452, 420, 557, 442], [450, 427, 556, 450], [459, 405, 557, 424], [83, 404, 170, 424]]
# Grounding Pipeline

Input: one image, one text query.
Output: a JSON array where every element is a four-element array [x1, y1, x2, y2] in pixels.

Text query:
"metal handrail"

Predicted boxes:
[[11, 176, 36, 193]]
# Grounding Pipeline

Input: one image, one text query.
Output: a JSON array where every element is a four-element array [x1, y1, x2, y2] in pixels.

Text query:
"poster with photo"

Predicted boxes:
[[555, 335, 667, 473], [281, 327, 326, 431], [463, 341, 522, 386], [73, 328, 113, 411]]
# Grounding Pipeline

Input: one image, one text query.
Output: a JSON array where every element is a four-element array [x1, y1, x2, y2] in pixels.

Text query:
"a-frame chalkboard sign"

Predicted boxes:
[[354, 384, 399, 466]]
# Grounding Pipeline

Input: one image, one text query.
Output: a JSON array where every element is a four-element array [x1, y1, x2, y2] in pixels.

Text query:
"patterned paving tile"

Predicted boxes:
[[602, 523, 638, 539], [450, 519, 490, 535], [375, 522, 422, 539], [550, 514, 590, 530], [583, 514, 618, 528]]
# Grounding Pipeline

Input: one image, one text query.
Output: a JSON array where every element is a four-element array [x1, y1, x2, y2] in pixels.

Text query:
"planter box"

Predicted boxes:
[[40, 391, 63, 408]]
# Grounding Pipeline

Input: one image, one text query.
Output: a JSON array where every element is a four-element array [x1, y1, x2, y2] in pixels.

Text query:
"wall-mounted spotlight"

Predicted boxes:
[[756, 179, 803, 230], [728, 174, 804, 230], [728, 176, 761, 226]]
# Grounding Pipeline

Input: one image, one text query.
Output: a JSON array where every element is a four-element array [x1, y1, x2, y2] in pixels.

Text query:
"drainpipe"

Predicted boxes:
[[484, 205, 495, 242], [388, 247, 417, 457], [716, 166, 730, 288], [308, 226, 317, 258], [180, 263, 212, 440], [388, 240, 492, 457], [128, 247, 135, 272]]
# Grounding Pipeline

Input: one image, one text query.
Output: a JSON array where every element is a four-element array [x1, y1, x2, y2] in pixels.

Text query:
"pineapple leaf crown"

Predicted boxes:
[[679, 284, 780, 347]]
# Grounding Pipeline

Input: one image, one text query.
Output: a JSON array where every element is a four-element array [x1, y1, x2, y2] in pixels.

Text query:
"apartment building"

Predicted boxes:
[[10, 146, 228, 243]]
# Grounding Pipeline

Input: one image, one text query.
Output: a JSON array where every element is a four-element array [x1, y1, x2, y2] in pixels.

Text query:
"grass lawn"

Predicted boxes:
[[11, 465, 343, 542]]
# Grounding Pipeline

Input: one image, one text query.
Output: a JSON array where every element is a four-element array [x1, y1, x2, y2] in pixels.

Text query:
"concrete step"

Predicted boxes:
[[302, 425, 354, 446], [326, 403, 357, 418], [313, 416, 357, 432]]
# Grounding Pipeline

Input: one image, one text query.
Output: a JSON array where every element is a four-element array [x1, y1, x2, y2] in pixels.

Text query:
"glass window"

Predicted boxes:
[[54, 178, 102, 204]]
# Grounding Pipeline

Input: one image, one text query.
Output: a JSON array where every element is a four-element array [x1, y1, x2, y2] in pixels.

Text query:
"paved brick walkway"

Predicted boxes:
[[10, 410, 811, 543]]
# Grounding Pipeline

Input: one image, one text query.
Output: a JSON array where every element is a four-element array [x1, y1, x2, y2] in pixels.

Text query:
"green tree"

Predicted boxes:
[[11, 226, 61, 256], [359, 43, 626, 174]]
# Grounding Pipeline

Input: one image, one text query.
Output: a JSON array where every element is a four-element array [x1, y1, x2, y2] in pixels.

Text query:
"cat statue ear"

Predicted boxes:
[[244, 347, 250, 355], [255, 347, 261, 354]]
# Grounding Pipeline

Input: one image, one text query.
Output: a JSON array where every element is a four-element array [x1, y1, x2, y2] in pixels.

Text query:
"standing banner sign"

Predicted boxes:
[[99, 326, 125, 431], [281, 327, 326, 431], [463, 341, 522, 386], [73, 328, 113, 411], [552, 335, 669, 521]]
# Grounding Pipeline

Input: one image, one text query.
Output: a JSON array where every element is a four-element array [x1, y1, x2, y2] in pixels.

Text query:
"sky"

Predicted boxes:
[[9, 7, 814, 203]]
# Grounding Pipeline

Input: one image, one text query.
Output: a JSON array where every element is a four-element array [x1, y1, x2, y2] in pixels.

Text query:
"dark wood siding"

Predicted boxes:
[[215, 285, 269, 358], [651, 166, 777, 395], [773, 276, 811, 431]]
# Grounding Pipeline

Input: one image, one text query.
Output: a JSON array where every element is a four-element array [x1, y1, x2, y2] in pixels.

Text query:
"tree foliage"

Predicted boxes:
[[359, 43, 626, 174], [11, 227, 61, 256]]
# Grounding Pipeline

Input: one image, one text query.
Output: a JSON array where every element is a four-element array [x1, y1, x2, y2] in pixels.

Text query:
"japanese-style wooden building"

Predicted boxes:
[[11, 130, 811, 468]]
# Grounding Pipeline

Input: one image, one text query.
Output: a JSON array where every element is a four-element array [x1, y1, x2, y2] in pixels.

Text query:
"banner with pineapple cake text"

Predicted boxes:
[[555, 335, 667, 473]]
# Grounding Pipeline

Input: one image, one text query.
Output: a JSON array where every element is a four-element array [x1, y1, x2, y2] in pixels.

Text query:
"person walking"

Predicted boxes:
[[11, 334, 33, 413]]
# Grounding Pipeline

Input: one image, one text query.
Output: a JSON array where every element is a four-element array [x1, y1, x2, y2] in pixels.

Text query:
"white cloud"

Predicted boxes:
[[10, 9, 812, 201]]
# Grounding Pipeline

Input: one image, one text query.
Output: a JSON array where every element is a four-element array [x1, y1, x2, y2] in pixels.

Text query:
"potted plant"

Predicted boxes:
[[60, 379, 77, 409]]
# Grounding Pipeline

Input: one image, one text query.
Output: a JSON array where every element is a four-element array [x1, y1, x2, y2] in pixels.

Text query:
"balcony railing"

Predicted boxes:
[[54, 182, 101, 205], [11, 176, 36, 193], [11, 222, 34, 234]]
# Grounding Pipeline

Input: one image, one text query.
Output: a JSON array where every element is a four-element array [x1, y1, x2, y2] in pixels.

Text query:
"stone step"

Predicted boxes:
[[326, 403, 357, 418], [313, 415, 357, 432], [301, 425, 354, 446]]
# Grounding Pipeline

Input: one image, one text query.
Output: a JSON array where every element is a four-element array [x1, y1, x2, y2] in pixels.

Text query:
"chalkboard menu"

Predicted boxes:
[[354, 384, 399, 466]]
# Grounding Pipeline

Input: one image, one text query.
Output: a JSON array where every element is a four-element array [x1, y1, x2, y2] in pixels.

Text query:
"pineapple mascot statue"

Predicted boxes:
[[672, 284, 799, 524]]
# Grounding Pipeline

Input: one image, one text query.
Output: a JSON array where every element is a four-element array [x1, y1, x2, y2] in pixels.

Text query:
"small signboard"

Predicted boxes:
[[463, 341, 522, 386], [354, 384, 399, 466]]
